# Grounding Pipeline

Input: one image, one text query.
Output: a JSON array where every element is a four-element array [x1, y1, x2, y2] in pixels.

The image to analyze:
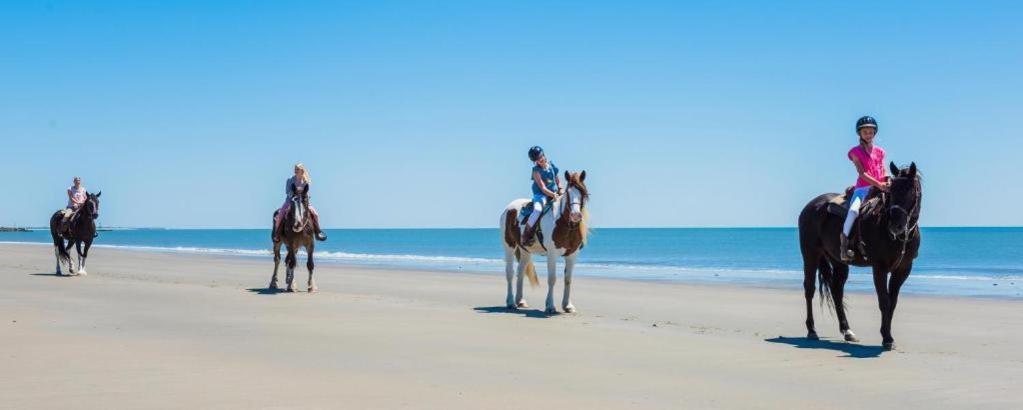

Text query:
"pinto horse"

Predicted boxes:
[[500, 171, 590, 314], [48, 192, 101, 276], [269, 185, 318, 292], [798, 162, 922, 350]]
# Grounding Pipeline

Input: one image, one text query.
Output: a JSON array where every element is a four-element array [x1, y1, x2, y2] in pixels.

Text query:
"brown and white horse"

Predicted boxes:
[[500, 171, 589, 313], [269, 185, 318, 292]]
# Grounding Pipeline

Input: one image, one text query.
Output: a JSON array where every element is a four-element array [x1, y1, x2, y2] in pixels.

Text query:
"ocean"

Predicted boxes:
[[2, 227, 1020, 298]]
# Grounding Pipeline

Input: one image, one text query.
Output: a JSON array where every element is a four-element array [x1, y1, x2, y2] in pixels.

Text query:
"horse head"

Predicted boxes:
[[564, 170, 589, 225], [290, 186, 310, 233], [86, 191, 102, 220], [886, 162, 921, 240]]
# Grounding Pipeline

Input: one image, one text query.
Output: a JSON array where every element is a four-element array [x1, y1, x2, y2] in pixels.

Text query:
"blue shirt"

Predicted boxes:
[[531, 162, 559, 196]]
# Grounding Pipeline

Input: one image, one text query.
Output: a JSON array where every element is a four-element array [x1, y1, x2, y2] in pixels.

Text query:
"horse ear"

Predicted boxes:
[[889, 162, 899, 176], [908, 162, 917, 177], [579, 170, 586, 182], [96, 191, 102, 198], [564, 170, 571, 182]]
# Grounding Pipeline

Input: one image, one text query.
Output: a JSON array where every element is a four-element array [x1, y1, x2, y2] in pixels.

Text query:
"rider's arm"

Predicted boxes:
[[533, 171, 556, 198], [850, 155, 889, 191], [555, 173, 563, 194], [67, 188, 73, 203]]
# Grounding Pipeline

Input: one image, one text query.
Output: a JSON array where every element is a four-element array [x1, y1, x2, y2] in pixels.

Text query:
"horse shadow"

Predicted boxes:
[[765, 336, 884, 358], [473, 306, 559, 319], [30, 272, 72, 278], [246, 287, 287, 296]]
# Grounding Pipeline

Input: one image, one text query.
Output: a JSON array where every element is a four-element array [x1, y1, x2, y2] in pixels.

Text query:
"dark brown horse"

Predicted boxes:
[[269, 185, 317, 292], [798, 162, 921, 351], [49, 192, 101, 276]]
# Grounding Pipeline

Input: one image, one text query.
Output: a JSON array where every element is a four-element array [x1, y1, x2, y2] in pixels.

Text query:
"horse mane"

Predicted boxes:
[[565, 172, 591, 245]]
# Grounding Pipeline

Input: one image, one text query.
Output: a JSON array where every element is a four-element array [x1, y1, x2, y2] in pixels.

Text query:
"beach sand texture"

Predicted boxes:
[[1, 243, 1020, 409]]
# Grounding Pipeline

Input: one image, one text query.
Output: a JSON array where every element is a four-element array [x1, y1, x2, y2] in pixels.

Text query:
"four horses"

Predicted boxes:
[[798, 162, 922, 350], [269, 185, 318, 292], [500, 171, 590, 314], [33, 164, 925, 353], [48, 192, 101, 276]]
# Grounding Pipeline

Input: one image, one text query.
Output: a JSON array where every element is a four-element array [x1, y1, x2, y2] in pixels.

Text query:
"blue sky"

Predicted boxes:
[[2, 1, 1021, 228]]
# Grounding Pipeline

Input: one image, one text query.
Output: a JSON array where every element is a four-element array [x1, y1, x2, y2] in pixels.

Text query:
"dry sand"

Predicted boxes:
[[1, 243, 1020, 409]]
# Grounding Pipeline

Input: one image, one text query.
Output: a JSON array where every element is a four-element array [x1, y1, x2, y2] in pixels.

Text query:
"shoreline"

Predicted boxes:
[[4, 239, 1019, 300], [2, 243, 1021, 408]]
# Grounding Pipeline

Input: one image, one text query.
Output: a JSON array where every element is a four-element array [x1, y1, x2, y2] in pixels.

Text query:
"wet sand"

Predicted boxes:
[[1, 243, 1020, 409]]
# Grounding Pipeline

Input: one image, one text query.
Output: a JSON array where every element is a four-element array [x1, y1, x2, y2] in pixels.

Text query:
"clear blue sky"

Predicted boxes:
[[2, 1, 1020, 228]]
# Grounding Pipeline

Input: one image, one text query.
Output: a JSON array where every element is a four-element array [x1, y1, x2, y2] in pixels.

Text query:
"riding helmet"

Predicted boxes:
[[856, 116, 878, 132], [528, 146, 544, 161]]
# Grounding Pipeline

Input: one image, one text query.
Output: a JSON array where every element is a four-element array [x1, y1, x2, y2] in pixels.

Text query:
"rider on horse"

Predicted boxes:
[[60, 177, 87, 235], [841, 116, 890, 262], [273, 163, 327, 242], [521, 146, 563, 247]]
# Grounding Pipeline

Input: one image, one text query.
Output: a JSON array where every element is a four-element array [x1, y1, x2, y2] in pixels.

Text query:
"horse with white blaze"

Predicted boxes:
[[500, 170, 590, 314]]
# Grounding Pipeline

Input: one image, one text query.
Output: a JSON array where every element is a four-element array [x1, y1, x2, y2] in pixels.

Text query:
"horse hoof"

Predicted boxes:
[[269, 284, 278, 290], [78, 270, 87, 276], [516, 301, 529, 309], [308, 287, 318, 293], [882, 341, 896, 351], [563, 305, 576, 313], [845, 334, 860, 343], [544, 307, 558, 314], [807, 331, 819, 340], [286, 288, 297, 293]]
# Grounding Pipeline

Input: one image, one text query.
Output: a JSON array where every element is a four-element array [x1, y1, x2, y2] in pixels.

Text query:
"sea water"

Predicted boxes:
[[3, 227, 1020, 298]]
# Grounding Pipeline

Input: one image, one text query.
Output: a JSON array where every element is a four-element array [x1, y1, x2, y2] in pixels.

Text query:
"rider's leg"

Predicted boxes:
[[521, 196, 546, 246], [273, 200, 289, 241], [841, 188, 869, 261], [309, 205, 327, 241]]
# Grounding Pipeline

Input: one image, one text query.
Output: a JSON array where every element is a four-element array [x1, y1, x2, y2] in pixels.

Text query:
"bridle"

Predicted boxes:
[[563, 184, 585, 227], [885, 176, 920, 268], [290, 194, 310, 232]]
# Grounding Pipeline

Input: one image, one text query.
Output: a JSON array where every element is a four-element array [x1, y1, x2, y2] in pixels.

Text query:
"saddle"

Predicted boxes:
[[823, 187, 883, 262], [519, 197, 557, 247]]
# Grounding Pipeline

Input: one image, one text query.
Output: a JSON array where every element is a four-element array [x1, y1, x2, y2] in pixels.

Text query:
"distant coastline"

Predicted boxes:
[[0, 227, 30, 232]]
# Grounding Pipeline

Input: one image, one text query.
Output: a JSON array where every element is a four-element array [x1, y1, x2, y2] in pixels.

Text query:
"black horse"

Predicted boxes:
[[268, 185, 318, 292], [49, 192, 102, 276], [798, 162, 921, 350]]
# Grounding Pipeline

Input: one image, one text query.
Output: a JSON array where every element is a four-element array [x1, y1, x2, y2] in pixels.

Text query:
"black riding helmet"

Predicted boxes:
[[856, 116, 878, 132], [528, 146, 544, 161]]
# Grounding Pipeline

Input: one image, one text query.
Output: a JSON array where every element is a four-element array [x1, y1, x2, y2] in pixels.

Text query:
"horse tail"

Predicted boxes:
[[524, 259, 539, 287], [49, 212, 71, 264], [816, 256, 837, 315]]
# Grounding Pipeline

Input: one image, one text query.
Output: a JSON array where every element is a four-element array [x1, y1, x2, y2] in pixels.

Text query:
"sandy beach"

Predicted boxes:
[[0, 243, 1020, 409]]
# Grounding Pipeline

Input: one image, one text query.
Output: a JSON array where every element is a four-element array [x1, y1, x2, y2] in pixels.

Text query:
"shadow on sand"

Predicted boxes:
[[473, 306, 560, 319], [30, 272, 72, 278], [765, 336, 884, 358], [246, 287, 288, 296]]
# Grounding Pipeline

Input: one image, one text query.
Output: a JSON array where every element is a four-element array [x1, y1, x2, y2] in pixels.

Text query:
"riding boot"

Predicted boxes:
[[520, 223, 537, 247], [312, 215, 327, 241], [840, 234, 853, 263]]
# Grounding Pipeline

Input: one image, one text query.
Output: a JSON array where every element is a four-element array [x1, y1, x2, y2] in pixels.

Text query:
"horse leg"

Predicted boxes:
[[544, 252, 558, 314], [306, 242, 317, 293], [831, 263, 857, 342], [871, 265, 895, 350], [514, 253, 530, 308], [270, 241, 282, 288], [77, 240, 91, 276], [561, 254, 577, 313], [65, 241, 77, 275], [504, 247, 516, 308], [285, 250, 297, 292], [801, 256, 818, 339], [884, 262, 913, 351]]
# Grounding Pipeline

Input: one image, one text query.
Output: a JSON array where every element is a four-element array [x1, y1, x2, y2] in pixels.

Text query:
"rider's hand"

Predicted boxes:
[[546, 191, 557, 199], [879, 181, 891, 192], [557, 188, 564, 195]]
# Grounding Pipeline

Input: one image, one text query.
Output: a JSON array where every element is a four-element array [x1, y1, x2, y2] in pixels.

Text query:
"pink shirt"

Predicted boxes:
[[848, 145, 886, 188]]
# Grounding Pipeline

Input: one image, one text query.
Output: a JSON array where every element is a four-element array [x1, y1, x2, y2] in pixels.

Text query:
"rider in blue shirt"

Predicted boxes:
[[522, 146, 562, 246]]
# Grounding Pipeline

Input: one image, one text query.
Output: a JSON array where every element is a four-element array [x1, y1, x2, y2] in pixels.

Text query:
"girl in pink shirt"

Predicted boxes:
[[841, 116, 891, 261]]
